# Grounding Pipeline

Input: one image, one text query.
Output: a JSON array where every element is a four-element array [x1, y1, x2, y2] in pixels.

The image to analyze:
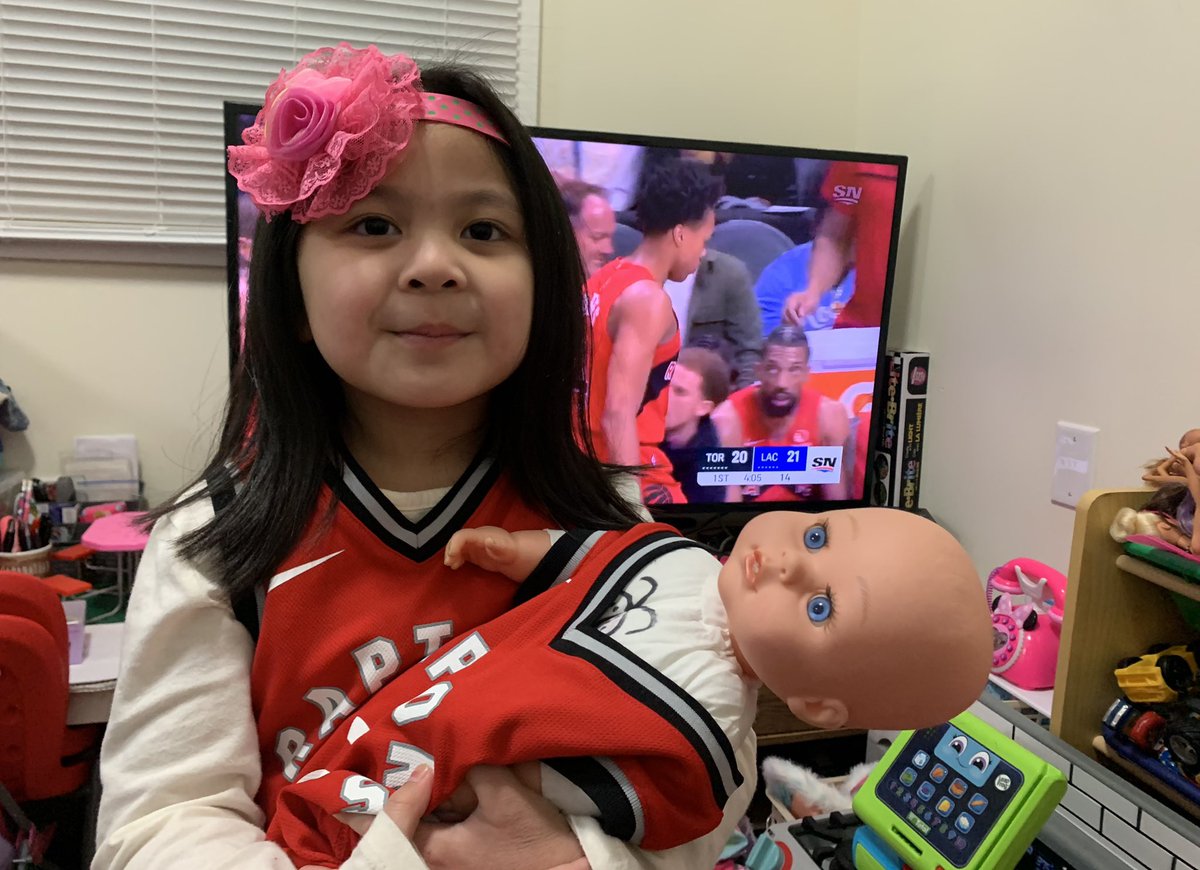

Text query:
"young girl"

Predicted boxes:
[[93, 43, 756, 869]]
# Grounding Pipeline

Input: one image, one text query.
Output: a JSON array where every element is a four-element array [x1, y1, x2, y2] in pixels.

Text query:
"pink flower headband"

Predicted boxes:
[[228, 43, 508, 223]]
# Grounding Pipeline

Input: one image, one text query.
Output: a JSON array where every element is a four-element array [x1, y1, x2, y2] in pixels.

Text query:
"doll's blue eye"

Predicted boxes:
[[807, 594, 832, 624], [804, 524, 827, 551]]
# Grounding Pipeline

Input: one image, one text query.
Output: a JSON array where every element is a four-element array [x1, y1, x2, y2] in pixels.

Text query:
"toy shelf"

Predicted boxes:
[[1052, 489, 1198, 757], [1092, 735, 1200, 823], [1116, 554, 1200, 603]]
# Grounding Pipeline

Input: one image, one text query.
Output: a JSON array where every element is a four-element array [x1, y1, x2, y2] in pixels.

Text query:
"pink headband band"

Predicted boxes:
[[228, 43, 508, 224], [420, 92, 506, 143]]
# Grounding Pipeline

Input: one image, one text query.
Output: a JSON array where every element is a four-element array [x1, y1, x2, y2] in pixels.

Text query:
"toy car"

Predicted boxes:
[[1114, 644, 1200, 704], [1102, 698, 1167, 751], [1164, 715, 1200, 779]]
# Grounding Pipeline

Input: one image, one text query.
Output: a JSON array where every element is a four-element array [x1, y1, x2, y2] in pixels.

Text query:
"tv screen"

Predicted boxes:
[[533, 128, 905, 517], [225, 102, 905, 518], [224, 103, 260, 373]]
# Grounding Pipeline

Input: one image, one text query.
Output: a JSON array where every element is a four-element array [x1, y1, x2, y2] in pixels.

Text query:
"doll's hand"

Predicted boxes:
[[1169, 447, 1200, 493], [1142, 453, 1186, 486], [445, 527, 519, 572], [1170, 446, 1199, 476]]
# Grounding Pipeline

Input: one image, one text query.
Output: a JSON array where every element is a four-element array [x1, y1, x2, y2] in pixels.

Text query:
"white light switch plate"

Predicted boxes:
[[1052, 422, 1099, 508]]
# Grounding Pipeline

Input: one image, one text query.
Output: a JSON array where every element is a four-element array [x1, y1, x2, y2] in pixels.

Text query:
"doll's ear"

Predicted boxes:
[[786, 696, 849, 730]]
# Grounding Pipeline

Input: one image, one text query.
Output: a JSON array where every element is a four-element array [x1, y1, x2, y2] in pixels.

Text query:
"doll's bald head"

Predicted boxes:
[[719, 508, 993, 731]]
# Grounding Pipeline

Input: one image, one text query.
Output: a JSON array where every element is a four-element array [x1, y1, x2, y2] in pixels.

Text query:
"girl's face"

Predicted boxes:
[[297, 123, 533, 419]]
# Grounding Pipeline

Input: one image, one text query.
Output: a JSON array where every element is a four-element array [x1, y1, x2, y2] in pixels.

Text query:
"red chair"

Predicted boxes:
[[0, 572, 101, 802]]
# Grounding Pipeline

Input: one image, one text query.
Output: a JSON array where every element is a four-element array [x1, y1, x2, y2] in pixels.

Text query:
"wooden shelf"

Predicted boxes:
[[1093, 735, 1200, 823], [757, 728, 865, 747], [754, 686, 861, 746], [1117, 554, 1200, 602], [1051, 489, 1195, 755]]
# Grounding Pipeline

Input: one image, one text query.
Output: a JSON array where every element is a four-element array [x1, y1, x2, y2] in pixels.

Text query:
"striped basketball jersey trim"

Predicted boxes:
[[327, 448, 499, 563], [548, 529, 744, 832]]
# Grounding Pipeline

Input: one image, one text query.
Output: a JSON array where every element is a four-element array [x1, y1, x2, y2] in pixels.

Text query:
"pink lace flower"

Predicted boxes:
[[265, 69, 353, 161], [229, 43, 423, 223]]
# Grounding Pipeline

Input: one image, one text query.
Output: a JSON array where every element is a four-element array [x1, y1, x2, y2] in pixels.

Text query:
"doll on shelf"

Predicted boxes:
[[1131, 429, 1200, 555], [267, 509, 993, 867]]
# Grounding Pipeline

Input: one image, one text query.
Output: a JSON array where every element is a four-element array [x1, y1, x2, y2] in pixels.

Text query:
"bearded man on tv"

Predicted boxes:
[[711, 325, 851, 502]]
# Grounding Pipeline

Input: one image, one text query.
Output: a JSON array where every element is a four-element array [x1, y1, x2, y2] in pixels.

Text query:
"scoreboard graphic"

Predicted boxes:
[[696, 446, 844, 487]]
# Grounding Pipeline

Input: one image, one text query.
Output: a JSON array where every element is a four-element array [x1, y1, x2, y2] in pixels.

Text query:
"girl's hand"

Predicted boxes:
[[381, 764, 436, 839], [308, 766, 436, 869], [444, 527, 518, 572], [414, 764, 588, 870]]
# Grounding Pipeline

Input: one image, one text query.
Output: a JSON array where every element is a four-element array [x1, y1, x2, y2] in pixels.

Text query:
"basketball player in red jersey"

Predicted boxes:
[[781, 161, 899, 329], [586, 158, 722, 505], [711, 325, 851, 502]]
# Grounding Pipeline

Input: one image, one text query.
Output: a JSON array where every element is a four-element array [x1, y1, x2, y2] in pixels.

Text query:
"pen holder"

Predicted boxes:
[[0, 543, 51, 576]]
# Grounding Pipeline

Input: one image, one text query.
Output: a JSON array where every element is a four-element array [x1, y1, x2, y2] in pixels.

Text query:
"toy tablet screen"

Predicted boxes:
[[875, 722, 1025, 868]]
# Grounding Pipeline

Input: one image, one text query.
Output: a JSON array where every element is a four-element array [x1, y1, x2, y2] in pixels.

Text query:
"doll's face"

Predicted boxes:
[[718, 508, 993, 730], [718, 510, 857, 690]]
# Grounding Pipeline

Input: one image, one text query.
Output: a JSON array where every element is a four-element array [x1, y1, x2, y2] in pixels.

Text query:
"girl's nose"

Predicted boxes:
[[399, 235, 466, 290]]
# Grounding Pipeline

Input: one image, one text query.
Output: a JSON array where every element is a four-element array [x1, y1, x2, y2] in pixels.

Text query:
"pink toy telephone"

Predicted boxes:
[[987, 558, 1067, 690]]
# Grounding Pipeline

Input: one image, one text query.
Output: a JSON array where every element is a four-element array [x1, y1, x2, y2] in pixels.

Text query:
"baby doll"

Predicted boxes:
[[268, 509, 992, 867]]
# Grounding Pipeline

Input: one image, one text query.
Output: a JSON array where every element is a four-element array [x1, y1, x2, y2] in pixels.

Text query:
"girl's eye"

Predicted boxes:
[[969, 751, 991, 771], [950, 735, 968, 754], [464, 221, 503, 242], [803, 523, 827, 551], [354, 217, 397, 237], [806, 594, 832, 624]]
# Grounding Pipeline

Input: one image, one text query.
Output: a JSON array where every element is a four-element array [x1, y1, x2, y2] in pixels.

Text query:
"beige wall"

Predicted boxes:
[[0, 259, 227, 507], [2, 1, 1196, 575], [539, 1, 861, 147], [851, 0, 1199, 572], [541, 0, 1199, 573]]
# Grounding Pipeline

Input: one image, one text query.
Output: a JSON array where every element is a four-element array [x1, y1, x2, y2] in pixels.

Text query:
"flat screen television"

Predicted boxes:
[[225, 102, 906, 520]]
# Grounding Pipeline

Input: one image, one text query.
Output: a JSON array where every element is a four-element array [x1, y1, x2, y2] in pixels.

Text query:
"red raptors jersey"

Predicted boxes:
[[252, 451, 554, 825], [585, 258, 681, 462], [728, 384, 824, 502], [821, 162, 899, 329], [266, 525, 743, 865]]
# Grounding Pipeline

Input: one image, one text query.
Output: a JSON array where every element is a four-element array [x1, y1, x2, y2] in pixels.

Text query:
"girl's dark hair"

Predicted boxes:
[[633, 157, 723, 235], [148, 62, 642, 602]]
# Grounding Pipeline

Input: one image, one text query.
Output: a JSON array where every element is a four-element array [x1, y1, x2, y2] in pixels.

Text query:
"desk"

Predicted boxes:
[[68, 621, 124, 725]]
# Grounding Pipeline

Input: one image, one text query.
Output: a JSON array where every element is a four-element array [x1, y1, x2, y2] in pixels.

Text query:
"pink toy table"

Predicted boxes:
[[81, 511, 149, 621]]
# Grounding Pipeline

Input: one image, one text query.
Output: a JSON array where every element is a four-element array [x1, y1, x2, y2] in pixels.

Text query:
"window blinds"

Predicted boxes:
[[0, 0, 536, 245]]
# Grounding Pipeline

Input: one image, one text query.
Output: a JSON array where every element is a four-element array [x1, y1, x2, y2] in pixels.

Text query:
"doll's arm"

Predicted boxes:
[[445, 527, 554, 583]]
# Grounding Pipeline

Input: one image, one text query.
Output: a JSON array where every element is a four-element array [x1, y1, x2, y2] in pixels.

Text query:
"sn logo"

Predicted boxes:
[[813, 457, 839, 469], [832, 184, 862, 206]]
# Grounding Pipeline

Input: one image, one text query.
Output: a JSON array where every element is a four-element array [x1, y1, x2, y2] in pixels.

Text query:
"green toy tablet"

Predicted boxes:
[[852, 711, 1066, 870]]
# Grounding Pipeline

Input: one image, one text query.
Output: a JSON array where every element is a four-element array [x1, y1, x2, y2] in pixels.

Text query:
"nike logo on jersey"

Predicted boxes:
[[268, 550, 345, 592]]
